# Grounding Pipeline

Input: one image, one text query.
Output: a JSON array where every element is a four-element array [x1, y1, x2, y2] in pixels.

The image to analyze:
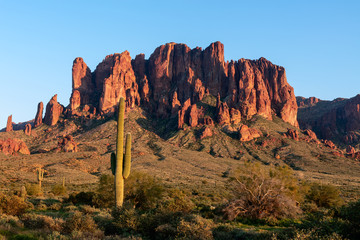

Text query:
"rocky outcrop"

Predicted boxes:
[[286, 129, 299, 141], [0, 138, 30, 155], [200, 126, 213, 139], [346, 145, 355, 154], [68, 42, 299, 128], [34, 102, 43, 127], [298, 94, 360, 143], [95, 51, 140, 113], [24, 124, 31, 136], [71, 57, 94, 106], [57, 135, 77, 152], [216, 94, 230, 125], [6, 115, 13, 132], [188, 104, 199, 127], [239, 125, 261, 142], [324, 140, 336, 149], [297, 96, 320, 107], [44, 95, 63, 126], [304, 129, 317, 141]]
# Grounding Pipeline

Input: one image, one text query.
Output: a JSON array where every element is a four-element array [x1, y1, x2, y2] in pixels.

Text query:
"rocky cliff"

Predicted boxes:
[[69, 41, 298, 128], [297, 95, 360, 145]]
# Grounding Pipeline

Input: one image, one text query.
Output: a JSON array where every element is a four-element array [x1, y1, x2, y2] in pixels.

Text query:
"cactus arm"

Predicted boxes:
[[123, 133, 131, 179], [111, 152, 116, 175]]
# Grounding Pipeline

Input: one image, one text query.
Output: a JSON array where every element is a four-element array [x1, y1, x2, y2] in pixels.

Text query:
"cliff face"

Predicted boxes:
[[297, 95, 360, 144], [69, 41, 298, 127]]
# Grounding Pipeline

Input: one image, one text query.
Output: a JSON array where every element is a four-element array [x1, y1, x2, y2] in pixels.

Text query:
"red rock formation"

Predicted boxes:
[[203, 116, 214, 126], [95, 51, 140, 113], [69, 41, 299, 128], [200, 126, 213, 139], [304, 129, 317, 141], [72, 57, 94, 105], [298, 94, 360, 143], [0, 138, 30, 155], [296, 96, 320, 107], [188, 104, 198, 127], [324, 140, 336, 149], [230, 108, 241, 124], [239, 125, 261, 142], [44, 95, 63, 126], [286, 129, 299, 141], [216, 94, 230, 125], [177, 99, 192, 129], [57, 135, 77, 152], [34, 102, 44, 128], [24, 124, 31, 136], [346, 145, 355, 154], [6, 115, 13, 132], [70, 90, 81, 111]]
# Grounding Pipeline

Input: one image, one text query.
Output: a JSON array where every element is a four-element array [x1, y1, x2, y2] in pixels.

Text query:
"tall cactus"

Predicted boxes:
[[111, 97, 131, 208], [37, 167, 44, 189]]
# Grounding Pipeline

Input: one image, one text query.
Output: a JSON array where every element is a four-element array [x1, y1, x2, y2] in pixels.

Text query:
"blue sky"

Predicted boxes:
[[0, 1, 359, 128]]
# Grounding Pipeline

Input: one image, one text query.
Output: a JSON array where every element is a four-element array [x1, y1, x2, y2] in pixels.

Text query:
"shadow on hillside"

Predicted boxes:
[[136, 116, 179, 140]]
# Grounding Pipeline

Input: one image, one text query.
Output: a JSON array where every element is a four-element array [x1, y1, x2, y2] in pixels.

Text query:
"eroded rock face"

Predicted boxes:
[[6, 115, 13, 132], [346, 145, 356, 154], [239, 125, 261, 142], [286, 129, 299, 141], [24, 124, 31, 136], [304, 129, 317, 141], [216, 94, 230, 125], [70, 90, 81, 111], [200, 126, 213, 139], [44, 95, 63, 126], [0, 138, 30, 155], [34, 102, 43, 128], [68, 41, 299, 128], [96, 51, 140, 113], [189, 104, 199, 127], [57, 135, 77, 152], [297, 96, 320, 107], [298, 94, 360, 143], [72, 57, 94, 106], [324, 140, 336, 149]]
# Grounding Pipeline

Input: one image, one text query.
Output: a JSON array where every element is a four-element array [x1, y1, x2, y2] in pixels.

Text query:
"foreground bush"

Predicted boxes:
[[305, 182, 343, 209], [25, 183, 42, 196], [0, 192, 29, 216], [51, 184, 67, 196], [223, 162, 301, 221]]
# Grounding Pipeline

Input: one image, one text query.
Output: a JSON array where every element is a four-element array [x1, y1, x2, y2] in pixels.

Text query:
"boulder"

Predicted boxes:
[[0, 138, 30, 155], [239, 125, 261, 142]]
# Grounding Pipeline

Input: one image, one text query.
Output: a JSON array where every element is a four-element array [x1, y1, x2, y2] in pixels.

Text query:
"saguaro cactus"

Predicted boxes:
[[111, 97, 131, 208], [37, 167, 45, 189]]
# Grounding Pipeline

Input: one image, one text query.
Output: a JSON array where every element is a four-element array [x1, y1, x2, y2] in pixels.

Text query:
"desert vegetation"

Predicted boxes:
[[0, 162, 359, 240]]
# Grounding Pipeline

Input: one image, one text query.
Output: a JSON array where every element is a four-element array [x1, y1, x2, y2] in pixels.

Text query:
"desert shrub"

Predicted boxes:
[[25, 183, 42, 196], [46, 231, 69, 240], [67, 191, 95, 206], [10, 234, 38, 240], [0, 214, 23, 228], [0, 192, 29, 216], [158, 188, 195, 213], [175, 214, 214, 240], [92, 174, 114, 208], [21, 213, 64, 232], [305, 182, 343, 209], [223, 162, 301, 222], [48, 203, 62, 211], [62, 211, 99, 234], [112, 207, 141, 234], [124, 171, 165, 210], [337, 199, 360, 239], [51, 184, 67, 196]]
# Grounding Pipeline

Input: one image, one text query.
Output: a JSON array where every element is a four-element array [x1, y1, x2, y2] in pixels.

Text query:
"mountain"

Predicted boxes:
[[297, 95, 360, 148], [1, 42, 360, 200]]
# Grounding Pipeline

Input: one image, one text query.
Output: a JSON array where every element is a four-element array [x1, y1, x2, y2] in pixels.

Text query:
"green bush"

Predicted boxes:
[[51, 184, 67, 196], [67, 192, 95, 206], [21, 213, 63, 232], [305, 182, 343, 209], [25, 184, 42, 196], [0, 192, 29, 216], [92, 174, 114, 208], [124, 171, 165, 210], [337, 199, 360, 239], [158, 188, 195, 213], [62, 211, 99, 234]]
